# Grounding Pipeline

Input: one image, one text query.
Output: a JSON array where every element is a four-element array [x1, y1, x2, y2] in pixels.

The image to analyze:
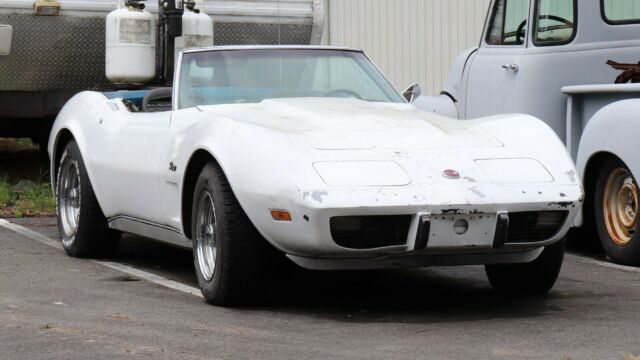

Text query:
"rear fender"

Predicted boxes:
[[575, 99, 640, 226]]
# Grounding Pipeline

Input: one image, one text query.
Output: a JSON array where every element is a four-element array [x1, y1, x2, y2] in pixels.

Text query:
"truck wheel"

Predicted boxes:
[[192, 162, 278, 306], [485, 239, 565, 294], [56, 140, 120, 258], [594, 158, 640, 265]]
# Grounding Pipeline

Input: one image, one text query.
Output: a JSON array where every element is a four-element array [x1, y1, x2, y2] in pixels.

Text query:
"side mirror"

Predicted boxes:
[[402, 83, 421, 103]]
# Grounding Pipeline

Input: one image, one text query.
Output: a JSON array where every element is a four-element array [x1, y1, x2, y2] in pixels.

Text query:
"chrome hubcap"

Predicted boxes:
[[59, 159, 81, 246], [604, 168, 638, 246], [195, 191, 217, 281]]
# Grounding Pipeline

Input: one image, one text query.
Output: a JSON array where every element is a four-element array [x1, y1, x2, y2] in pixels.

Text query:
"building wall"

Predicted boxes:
[[324, 0, 492, 95]]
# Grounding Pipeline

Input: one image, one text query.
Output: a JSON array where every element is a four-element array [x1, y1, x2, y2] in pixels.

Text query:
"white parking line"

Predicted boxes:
[[96, 261, 203, 298], [0, 219, 203, 299], [0, 219, 63, 250], [566, 253, 640, 273], [2, 219, 638, 296]]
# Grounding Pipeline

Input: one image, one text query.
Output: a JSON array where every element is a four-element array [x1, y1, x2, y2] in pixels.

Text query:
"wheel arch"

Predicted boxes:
[[579, 151, 621, 228], [181, 149, 219, 240], [51, 128, 76, 191]]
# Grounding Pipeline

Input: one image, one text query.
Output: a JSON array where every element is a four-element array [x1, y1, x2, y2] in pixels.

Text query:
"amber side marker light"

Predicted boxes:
[[271, 210, 292, 222]]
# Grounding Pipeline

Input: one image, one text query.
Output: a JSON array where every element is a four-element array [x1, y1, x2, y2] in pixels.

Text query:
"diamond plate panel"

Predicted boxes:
[[0, 15, 111, 91], [214, 22, 312, 46], [0, 16, 312, 91]]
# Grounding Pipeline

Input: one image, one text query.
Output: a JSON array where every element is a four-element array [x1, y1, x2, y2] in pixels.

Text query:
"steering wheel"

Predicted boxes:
[[325, 89, 363, 100], [516, 15, 574, 43]]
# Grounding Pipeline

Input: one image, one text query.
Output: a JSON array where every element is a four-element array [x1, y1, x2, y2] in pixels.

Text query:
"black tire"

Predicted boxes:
[[192, 162, 280, 306], [485, 239, 565, 295], [56, 140, 120, 258], [594, 158, 640, 265]]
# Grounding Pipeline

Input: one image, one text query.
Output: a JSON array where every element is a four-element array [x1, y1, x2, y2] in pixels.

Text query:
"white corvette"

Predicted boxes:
[[49, 46, 582, 305]]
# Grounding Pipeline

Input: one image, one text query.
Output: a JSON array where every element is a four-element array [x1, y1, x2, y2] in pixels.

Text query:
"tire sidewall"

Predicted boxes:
[[485, 238, 565, 294], [191, 165, 225, 300], [594, 158, 640, 265], [56, 141, 84, 254]]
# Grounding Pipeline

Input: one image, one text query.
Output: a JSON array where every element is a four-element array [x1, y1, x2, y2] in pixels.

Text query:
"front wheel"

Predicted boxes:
[[594, 158, 640, 265], [485, 239, 565, 295], [192, 162, 280, 306]]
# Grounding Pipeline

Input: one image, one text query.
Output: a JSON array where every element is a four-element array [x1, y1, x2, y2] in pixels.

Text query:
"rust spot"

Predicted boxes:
[[548, 201, 573, 208], [441, 208, 463, 214]]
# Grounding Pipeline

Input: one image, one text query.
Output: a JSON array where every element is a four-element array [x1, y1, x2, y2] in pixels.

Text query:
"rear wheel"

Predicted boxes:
[[485, 239, 565, 294], [56, 140, 120, 257], [594, 158, 640, 265], [192, 162, 280, 306]]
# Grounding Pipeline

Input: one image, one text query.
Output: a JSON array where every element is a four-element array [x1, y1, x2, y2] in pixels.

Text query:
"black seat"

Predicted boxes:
[[141, 87, 173, 112]]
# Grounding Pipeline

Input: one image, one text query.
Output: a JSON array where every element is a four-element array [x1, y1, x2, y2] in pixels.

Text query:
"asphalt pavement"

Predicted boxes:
[[1, 217, 640, 359]]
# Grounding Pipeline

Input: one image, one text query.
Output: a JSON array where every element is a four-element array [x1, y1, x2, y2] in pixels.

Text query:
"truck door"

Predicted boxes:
[[465, 0, 531, 118]]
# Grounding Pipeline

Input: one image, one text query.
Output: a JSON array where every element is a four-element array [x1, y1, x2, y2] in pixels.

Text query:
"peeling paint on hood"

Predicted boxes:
[[198, 98, 503, 150]]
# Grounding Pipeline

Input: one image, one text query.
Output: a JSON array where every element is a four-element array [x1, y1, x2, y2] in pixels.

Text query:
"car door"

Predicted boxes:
[[465, 0, 531, 119], [90, 110, 171, 224]]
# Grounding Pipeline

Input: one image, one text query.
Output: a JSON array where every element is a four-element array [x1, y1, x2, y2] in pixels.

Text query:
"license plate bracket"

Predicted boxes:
[[427, 213, 497, 248]]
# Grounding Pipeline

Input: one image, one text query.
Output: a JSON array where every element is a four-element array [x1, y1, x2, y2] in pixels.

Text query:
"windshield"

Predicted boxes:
[[178, 49, 405, 109]]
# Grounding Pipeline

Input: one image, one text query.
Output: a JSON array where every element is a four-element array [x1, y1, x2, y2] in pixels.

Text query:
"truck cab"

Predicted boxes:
[[416, 0, 640, 265]]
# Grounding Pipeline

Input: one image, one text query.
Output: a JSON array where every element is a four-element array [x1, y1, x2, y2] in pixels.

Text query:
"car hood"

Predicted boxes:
[[197, 97, 503, 150]]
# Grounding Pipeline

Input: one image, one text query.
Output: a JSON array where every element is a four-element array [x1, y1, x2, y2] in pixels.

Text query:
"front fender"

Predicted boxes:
[[48, 92, 107, 197], [413, 94, 459, 119], [443, 47, 478, 101], [169, 112, 319, 251], [575, 99, 640, 226], [412, 47, 476, 119]]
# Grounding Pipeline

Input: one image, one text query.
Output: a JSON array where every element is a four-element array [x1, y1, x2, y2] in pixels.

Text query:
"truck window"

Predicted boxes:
[[486, 0, 530, 46], [534, 0, 576, 46], [602, 0, 640, 24]]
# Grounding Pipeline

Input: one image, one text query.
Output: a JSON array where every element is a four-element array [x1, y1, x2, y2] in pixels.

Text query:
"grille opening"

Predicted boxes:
[[506, 211, 568, 243], [330, 215, 412, 249]]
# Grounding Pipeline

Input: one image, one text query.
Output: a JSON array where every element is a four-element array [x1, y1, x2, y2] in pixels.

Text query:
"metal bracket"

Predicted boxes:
[[493, 212, 509, 248], [414, 215, 431, 250], [0, 25, 12, 56]]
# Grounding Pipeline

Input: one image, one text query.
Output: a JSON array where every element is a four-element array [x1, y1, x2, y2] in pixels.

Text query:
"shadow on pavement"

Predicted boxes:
[[107, 234, 587, 324]]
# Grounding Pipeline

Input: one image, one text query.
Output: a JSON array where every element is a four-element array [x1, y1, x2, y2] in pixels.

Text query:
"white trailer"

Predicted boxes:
[[0, 0, 325, 144]]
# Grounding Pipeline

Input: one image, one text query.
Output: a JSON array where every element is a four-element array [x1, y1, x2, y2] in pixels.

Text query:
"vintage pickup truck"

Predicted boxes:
[[415, 0, 640, 265]]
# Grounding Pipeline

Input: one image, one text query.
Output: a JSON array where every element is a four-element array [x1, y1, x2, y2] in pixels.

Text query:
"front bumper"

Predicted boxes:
[[250, 182, 581, 266]]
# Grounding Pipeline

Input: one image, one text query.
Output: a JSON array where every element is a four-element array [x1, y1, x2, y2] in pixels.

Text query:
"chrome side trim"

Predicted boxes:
[[108, 215, 192, 249]]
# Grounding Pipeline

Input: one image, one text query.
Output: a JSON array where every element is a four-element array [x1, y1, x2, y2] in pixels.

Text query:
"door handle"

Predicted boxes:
[[501, 64, 519, 72]]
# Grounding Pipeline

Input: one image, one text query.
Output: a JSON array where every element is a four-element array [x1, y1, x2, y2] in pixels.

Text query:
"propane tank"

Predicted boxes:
[[106, 0, 156, 84], [175, 0, 213, 59]]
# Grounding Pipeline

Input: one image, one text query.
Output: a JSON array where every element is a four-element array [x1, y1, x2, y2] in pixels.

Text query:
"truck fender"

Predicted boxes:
[[412, 47, 477, 119], [413, 94, 459, 119], [574, 99, 640, 226], [443, 47, 478, 100]]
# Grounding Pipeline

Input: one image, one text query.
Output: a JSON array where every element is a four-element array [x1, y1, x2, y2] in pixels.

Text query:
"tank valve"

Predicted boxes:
[[126, 0, 147, 10], [184, 0, 201, 13]]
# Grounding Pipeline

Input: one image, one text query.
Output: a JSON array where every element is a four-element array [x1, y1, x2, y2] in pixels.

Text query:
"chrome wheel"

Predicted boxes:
[[603, 167, 638, 246], [58, 158, 81, 246], [195, 191, 217, 281]]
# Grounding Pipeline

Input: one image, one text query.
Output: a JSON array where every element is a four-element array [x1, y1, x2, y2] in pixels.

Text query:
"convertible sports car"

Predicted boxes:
[[49, 46, 583, 305]]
